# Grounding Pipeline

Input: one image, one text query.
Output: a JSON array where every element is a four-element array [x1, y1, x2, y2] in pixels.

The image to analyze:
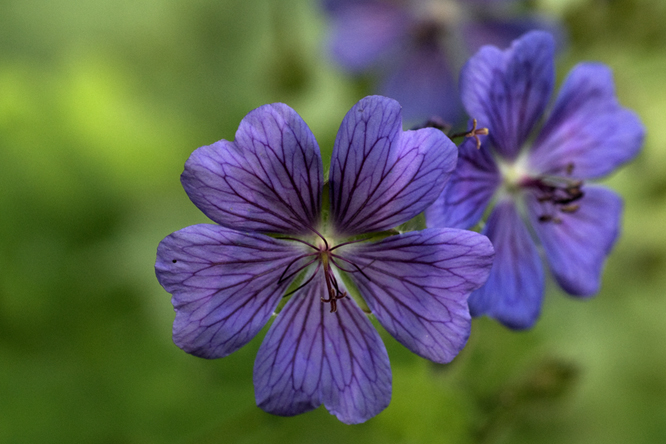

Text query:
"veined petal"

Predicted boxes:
[[339, 229, 494, 363], [380, 43, 461, 123], [425, 136, 500, 229], [527, 185, 622, 296], [460, 30, 555, 160], [254, 277, 391, 424], [181, 103, 323, 235], [468, 199, 545, 329], [330, 96, 457, 236], [155, 224, 309, 359], [528, 63, 645, 179], [327, 2, 410, 71]]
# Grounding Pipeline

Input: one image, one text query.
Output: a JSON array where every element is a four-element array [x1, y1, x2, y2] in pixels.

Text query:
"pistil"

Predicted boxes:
[[320, 253, 348, 313]]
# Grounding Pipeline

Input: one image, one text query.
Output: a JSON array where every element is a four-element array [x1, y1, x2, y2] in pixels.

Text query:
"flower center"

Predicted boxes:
[[498, 156, 529, 194], [500, 160, 584, 224], [277, 231, 369, 313], [520, 168, 584, 224]]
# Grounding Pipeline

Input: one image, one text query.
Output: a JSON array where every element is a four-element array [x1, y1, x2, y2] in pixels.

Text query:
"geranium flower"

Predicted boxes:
[[323, 0, 558, 122], [155, 96, 494, 423], [426, 31, 645, 329]]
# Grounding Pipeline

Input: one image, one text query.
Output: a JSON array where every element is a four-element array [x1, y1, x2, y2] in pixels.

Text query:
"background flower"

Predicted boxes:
[[323, 0, 560, 123], [426, 31, 645, 329], [156, 96, 494, 423]]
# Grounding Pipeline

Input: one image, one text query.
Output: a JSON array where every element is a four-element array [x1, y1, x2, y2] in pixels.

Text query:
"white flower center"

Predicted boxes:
[[498, 156, 530, 195]]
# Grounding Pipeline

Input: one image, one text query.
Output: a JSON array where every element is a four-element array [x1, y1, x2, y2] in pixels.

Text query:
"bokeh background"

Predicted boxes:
[[1, 0, 664, 442]]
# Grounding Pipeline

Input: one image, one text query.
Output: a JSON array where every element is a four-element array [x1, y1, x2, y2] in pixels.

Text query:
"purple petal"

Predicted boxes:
[[425, 136, 500, 229], [254, 277, 391, 424], [527, 185, 622, 296], [460, 30, 555, 160], [155, 224, 308, 359], [338, 229, 494, 363], [181, 103, 322, 235], [468, 199, 545, 329], [380, 43, 461, 123], [527, 63, 645, 179], [330, 96, 457, 236], [327, 2, 410, 71]]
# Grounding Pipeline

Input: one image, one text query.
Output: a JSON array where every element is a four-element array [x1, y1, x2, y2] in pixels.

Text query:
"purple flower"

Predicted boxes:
[[426, 31, 645, 329], [324, 0, 559, 122], [155, 96, 494, 423]]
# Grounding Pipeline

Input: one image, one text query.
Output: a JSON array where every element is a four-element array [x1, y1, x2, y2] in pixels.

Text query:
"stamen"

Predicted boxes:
[[521, 165, 585, 224], [329, 237, 372, 252], [282, 262, 322, 298], [277, 232, 367, 313], [551, 184, 584, 205], [309, 227, 329, 250], [538, 214, 562, 224], [450, 119, 489, 149], [330, 254, 373, 282], [329, 271, 344, 294], [275, 236, 318, 250], [321, 265, 347, 313], [277, 253, 319, 286], [560, 204, 580, 214]]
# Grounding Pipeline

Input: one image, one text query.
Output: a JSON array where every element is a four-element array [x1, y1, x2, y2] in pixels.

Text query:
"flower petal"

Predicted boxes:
[[254, 277, 391, 424], [339, 229, 494, 363], [155, 224, 308, 359], [330, 96, 457, 236], [181, 103, 323, 235], [425, 136, 500, 229], [460, 30, 555, 160], [380, 43, 461, 123], [527, 185, 622, 296], [327, 2, 410, 71], [468, 199, 545, 329], [527, 63, 645, 179]]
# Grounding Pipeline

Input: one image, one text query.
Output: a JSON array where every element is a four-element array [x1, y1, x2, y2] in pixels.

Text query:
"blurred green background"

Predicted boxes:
[[1, 0, 665, 442]]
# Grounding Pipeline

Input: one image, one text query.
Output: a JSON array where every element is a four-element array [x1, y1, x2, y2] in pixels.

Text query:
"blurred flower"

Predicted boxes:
[[155, 95, 494, 423], [323, 0, 559, 123], [426, 31, 645, 329]]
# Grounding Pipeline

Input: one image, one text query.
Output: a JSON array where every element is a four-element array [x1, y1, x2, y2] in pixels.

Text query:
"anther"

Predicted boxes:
[[450, 119, 489, 149], [560, 204, 580, 214], [552, 189, 584, 205], [538, 214, 552, 223], [538, 214, 562, 224]]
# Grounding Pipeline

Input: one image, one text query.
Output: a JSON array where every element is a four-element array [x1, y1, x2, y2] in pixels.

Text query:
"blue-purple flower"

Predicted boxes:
[[426, 31, 645, 329], [324, 0, 558, 122], [155, 96, 494, 423]]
